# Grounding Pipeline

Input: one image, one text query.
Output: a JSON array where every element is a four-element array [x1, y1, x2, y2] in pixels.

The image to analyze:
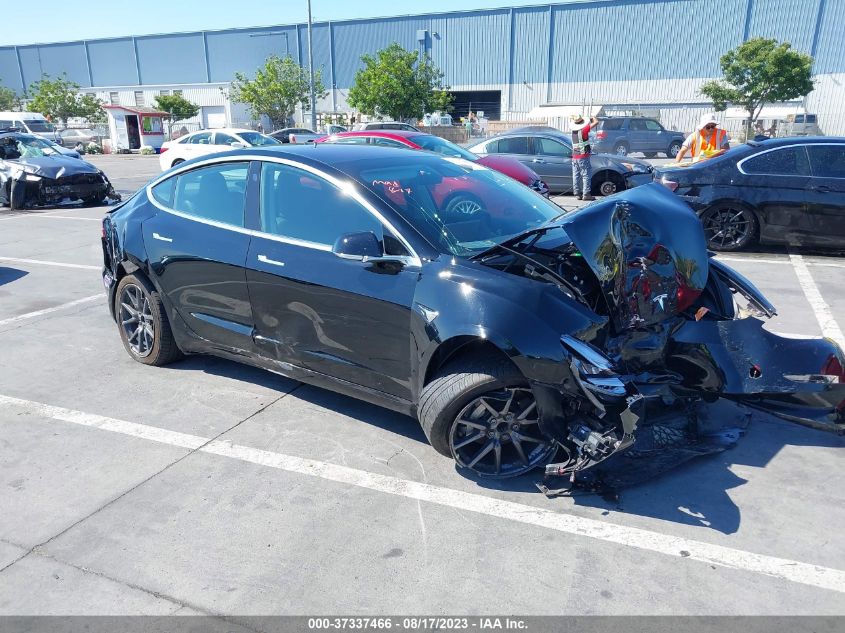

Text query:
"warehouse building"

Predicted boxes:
[[1, 0, 842, 136]]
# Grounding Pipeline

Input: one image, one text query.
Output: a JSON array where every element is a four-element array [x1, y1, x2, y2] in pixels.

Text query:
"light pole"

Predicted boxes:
[[307, 0, 317, 130]]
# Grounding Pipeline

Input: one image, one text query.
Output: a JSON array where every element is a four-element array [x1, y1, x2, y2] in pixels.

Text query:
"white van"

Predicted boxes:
[[0, 112, 61, 143]]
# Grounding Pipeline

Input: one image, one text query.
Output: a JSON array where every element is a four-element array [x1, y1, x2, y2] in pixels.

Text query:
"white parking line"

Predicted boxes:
[[717, 256, 845, 269], [0, 295, 101, 328], [789, 254, 845, 349], [0, 214, 102, 221], [0, 256, 100, 271], [1, 392, 843, 595]]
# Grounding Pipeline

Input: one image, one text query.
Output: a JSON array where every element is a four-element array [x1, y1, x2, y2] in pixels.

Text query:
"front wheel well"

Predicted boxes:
[[421, 337, 516, 390]]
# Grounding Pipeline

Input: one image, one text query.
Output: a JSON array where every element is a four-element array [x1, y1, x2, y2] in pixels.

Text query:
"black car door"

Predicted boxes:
[[244, 159, 418, 400], [144, 160, 256, 353], [805, 143, 845, 246], [737, 146, 812, 244]]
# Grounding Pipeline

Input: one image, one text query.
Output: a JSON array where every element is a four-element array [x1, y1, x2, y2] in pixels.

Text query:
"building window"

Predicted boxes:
[[86, 92, 96, 99], [173, 89, 183, 96], [109, 92, 119, 105], [159, 90, 170, 96], [134, 91, 145, 107]]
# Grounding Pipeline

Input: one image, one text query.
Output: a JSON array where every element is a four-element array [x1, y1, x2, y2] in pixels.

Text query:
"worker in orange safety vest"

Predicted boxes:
[[675, 113, 730, 163]]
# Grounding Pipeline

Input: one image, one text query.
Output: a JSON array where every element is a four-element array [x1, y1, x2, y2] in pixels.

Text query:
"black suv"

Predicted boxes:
[[593, 116, 686, 158]]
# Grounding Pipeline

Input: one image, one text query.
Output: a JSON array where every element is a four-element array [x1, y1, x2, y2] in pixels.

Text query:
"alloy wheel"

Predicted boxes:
[[450, 198, 483, 215], [614, 144, 628, 156], [449, 387, 556, 478], [119, 284, 155, 357], [702, 207, 753, 250], [599, 179, 618, 196]]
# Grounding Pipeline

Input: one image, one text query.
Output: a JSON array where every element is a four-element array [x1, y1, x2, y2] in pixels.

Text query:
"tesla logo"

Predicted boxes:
[[652, 294, 669, 311]]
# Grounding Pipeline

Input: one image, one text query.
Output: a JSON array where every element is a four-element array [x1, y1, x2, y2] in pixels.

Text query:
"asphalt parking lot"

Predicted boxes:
[[1, 154, 844, 619]]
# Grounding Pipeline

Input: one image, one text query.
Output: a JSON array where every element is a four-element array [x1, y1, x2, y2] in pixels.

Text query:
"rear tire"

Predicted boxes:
[[171, 159, 185, 168], [700, 203, 758, 252], [115, 273, 183, 366], [613, 143, 629, 156], [9, 179, 26, 210], [668, 141, 683, 158], [418, 354, 557, 478]]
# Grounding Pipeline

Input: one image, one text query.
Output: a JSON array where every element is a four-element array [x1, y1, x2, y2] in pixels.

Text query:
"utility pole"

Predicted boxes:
[[307, 0, 317, 130]]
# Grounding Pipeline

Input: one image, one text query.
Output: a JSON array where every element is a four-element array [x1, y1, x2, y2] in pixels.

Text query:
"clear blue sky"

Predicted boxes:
[[5, 0, 554, 46]]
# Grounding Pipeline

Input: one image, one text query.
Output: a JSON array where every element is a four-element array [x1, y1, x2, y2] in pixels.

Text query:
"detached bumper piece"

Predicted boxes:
[[10, 172, 119, 208]]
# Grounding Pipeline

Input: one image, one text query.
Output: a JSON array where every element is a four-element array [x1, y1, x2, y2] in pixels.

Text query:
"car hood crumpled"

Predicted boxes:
[[12, 155, 101, 179]]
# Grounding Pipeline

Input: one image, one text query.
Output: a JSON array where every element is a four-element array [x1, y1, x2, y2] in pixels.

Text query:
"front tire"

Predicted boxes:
[[592, 172, 624, 197], [115, 273, 183, 366], [418, 354, 557, 478], [700, 204, 758, 252]]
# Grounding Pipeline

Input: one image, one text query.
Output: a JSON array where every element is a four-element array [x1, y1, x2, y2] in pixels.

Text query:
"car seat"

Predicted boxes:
[[191, 171, 244, 226]]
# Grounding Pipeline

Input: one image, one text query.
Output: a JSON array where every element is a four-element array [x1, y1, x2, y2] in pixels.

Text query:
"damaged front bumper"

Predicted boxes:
[[10, 172, 120, 208]]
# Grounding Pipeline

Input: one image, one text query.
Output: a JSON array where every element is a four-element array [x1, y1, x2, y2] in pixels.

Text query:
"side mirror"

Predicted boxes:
[[230, 141, 246, 148], [332, 231, 382, 260]]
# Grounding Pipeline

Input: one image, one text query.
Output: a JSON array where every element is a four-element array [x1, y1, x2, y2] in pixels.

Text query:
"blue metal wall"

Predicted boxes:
[[0, 0, 841, 95]]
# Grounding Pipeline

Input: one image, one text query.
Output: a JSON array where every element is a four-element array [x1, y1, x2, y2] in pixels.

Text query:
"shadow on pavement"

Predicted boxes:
[[161, 355, 845, 535], [0, 267, 28, 286]]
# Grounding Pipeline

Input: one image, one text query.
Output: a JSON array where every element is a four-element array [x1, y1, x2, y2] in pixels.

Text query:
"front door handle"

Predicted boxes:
[[152, 232, 173, 242], [532, 158, 546, 163], [258, 254, 285, 267]]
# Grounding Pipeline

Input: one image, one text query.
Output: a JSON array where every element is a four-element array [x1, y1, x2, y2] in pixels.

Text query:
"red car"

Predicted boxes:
[[317, 130, 551, 213]]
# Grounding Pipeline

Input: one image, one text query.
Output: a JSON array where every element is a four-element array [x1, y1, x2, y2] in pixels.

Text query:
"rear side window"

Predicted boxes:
[[808, 145, 845, 179], [742, 147, 810, 176], [189, 132, 212, 144], [371, 137, 407, 148], [629, 120, 647, 131], [495, 136, 530, 155], [259, 162, 383, 246], [153, 162, 249, 226], [599, 119, 624, 131]]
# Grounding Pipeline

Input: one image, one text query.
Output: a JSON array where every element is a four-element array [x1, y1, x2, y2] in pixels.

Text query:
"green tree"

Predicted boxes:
[[230, 55, 327, 129], [700, 38, 814, 136], [153, 93, 199, 123], [348, 43, 450, 122], [0, 83, 20, 111], [28, 74, 104, 125]]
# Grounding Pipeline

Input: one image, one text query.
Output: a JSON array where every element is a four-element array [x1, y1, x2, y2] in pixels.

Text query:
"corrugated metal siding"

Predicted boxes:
[[16, 48, 44, 89], [440, 10, 510, 86], [206, 27, 299, 82], [814, 0, 845, 73], [511, 6, 550, 86], [549, 0, 746, 87], [0, 48, 23, 92], [33, 43, 91, 86], [332, 17, 431, 87], [135, 34, 207, 84], [746, 0, 821, 53], [87, 38, 138, 86]]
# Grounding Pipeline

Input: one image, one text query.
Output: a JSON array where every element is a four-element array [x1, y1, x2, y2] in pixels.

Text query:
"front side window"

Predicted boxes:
[[214, 132, 238, 145], [371, 137, 408, 148], [535, 137, 572, 157], [189, 132, 212, 145], [413, 135, 477, 160], [153, 162, 248, 227], [742, 147, 810, 176], [644, 120, 663, 131], [237, 132, 280, 146], [23, 120, 55, 133], [259, 162, 384, 247], [808, 145, 845, 179]]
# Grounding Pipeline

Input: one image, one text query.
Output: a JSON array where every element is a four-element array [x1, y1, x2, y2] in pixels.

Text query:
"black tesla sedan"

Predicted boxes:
[[102, 146, 844, 484], [654, 137, 845, 251]]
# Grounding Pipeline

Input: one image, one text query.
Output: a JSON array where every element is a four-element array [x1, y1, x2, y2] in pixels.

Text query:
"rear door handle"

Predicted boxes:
[[152, 232, 173, 242], [532, 158, 546, 164], [813, 185, 831, 193], [258, 254, 285, 267]]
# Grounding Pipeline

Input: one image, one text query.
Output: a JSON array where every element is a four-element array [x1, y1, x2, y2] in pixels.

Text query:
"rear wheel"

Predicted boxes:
[[115, 273, 183, 366], [171, 158, 185, 168], [700, 204, 758, 252], [613, 142, 629, 156], [668, 141, 683, 158], [419, 354, 557, 478]]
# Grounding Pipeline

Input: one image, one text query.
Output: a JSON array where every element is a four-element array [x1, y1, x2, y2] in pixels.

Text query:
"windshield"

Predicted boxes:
[[16, 135, 61, 157], [238, 132, 281, 146], [24, 120, 56, 133], [342, 153, 563, 257], [412, 134, 478, 161]]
